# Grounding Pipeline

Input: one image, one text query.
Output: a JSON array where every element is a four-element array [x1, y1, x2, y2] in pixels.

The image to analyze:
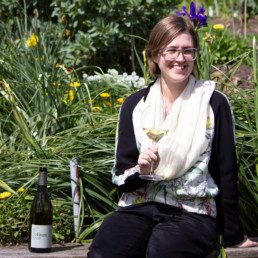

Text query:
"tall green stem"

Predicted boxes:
[[253, 36, 258, 176]]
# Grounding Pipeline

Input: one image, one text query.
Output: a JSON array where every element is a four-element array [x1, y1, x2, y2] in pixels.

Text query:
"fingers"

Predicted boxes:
[[138, 153, 152, 175], [139, 146, 159, 165], [138, 146, 160, 175]]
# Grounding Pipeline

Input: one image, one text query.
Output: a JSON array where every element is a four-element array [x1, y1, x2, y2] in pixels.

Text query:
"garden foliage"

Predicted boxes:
[[1, 0, 181, 72], [0, 0, 257, 245]]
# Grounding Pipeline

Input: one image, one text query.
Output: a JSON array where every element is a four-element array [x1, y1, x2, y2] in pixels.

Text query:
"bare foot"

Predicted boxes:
[[234, 236, 258, 248]]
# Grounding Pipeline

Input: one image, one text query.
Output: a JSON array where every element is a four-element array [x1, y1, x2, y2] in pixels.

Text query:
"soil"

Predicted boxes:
[[209, 16, 258, 36], [209, 16, 258, 88]]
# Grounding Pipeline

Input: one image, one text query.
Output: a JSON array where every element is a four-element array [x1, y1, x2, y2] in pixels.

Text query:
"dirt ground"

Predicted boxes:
[[210, 16, 258, 36], [209, 16, 258, 88]]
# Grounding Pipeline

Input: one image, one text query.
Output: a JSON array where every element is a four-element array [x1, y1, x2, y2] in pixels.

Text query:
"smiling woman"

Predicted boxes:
[[152, 32, 195, 93], [146, 15, 199, 91], [87, 15, 258, 258]]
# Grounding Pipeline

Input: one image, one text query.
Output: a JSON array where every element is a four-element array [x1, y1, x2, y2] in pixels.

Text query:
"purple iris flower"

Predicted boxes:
[[177, 1, 208, 30]]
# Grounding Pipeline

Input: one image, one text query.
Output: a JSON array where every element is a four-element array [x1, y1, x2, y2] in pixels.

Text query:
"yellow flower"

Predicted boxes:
[[92, 106, 100, 112], [56, 64, 59, 68], [0, 192, 11, 199], [117, 98, 124, 103], [63, 100, 67, 104], [46, 92, 48, 96], [69, 90, 74, 101], [142, 50, 146, 65], [26, 34, 38, 47], [100, 93, 110, 98], [66, 29, 71, 37], [18, 188, 25, 192], [88, 99, 95, 104], [203, 32, 216, 45], [213, 24, 224, 30], [70, 82, 80, 87]]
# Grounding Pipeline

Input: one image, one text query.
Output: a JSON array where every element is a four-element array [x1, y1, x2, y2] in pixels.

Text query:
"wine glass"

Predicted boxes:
[[139, 105, 168, 181]]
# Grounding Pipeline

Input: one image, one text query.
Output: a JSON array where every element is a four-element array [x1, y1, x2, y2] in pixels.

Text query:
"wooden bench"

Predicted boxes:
[[0, 243, 90, 258], [207, 238, 258, 257], [1, 240, 257, 257]]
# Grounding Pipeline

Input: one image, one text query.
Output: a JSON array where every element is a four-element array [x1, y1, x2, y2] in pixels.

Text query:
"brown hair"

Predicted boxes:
[[146, 15, 199, 77]]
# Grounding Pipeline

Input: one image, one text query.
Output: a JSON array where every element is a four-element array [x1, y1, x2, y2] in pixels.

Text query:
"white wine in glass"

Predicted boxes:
[[143, 129, 168, 143], [139, 105, 168, 181]]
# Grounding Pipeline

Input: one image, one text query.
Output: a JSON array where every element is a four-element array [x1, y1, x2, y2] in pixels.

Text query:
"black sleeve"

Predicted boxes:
[[209, 91, 245, 247], [114, 88, 149, 192]]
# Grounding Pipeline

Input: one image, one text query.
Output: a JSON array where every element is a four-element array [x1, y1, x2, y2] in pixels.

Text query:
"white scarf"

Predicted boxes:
[[134, 75, 215, 180]]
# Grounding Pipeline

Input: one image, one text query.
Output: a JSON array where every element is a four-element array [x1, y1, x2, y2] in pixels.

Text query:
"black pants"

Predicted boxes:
[[88, 202, 217, 258]]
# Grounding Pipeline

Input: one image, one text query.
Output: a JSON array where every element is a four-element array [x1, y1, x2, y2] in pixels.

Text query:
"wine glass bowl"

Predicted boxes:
[[143, 129, 168, 143]]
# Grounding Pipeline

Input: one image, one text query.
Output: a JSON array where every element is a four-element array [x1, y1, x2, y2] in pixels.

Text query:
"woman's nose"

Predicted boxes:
[[176, 51, 185, 61]]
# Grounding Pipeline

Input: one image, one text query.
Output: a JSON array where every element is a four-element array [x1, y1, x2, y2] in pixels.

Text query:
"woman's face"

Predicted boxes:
[[154, 32, 195, 88]]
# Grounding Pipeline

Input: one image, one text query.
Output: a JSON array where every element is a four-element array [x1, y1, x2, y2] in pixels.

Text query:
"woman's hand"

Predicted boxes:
[[138, 145, 160, 175], [234, 235, 258, 248]]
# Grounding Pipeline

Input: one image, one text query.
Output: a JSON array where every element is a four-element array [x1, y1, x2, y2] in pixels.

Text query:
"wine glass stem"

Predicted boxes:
[[150, 161, 154, 175], [150, 141, 156, 175]]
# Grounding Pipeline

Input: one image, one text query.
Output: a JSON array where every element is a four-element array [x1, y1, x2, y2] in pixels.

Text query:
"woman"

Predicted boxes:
[[88, 15, 258, 258]]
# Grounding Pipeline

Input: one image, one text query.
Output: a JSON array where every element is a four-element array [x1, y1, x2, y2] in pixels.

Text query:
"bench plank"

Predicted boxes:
[[1, 241, 258, 258], [0, 243, 90, 258]]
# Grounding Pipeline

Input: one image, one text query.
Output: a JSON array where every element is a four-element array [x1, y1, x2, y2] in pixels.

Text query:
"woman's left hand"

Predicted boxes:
[[234, 235, 258, 248]]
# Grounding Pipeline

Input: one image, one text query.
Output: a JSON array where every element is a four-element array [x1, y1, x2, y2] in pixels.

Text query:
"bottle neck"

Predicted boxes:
[[38, 171, 47, 186]]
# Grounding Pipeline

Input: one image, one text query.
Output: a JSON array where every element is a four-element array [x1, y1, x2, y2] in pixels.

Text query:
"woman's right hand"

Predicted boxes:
[[138, 145, 160, 175]]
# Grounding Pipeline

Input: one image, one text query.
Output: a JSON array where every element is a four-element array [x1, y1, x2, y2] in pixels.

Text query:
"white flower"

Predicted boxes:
[[83, 69, 145, 89], [108, 69, 119, 75], [133, 75, 139, 81], [138, 78, 145, 86], [126, 75, 133, 81]]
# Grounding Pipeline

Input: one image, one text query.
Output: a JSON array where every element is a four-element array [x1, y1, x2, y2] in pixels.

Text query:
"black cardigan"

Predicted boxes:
[[114, 85, 244, 247]]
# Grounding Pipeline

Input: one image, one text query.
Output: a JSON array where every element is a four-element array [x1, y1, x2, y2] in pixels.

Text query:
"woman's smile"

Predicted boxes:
[[170, 64, 187, 71]]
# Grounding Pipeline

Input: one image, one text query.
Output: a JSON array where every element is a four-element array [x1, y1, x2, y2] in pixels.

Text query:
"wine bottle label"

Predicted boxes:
[[31, 224, 52, 248]]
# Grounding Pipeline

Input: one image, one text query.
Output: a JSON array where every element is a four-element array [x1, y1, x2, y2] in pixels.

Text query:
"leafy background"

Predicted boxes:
[[0, 0, 257, 245]]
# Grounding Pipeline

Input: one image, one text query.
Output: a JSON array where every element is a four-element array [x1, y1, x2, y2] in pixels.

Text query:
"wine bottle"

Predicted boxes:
[[29, 167, 53, 253]]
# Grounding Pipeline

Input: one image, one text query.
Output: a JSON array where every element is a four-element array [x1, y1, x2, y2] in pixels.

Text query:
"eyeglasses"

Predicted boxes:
[[160, 47, 198, 61]]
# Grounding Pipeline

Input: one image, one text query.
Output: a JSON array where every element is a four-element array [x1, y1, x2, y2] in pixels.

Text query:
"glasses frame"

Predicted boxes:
[[160, 47, 199, 61]]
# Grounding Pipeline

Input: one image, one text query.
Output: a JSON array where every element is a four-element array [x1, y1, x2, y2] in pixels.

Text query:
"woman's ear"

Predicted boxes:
[[152, 54, 159, 64]]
